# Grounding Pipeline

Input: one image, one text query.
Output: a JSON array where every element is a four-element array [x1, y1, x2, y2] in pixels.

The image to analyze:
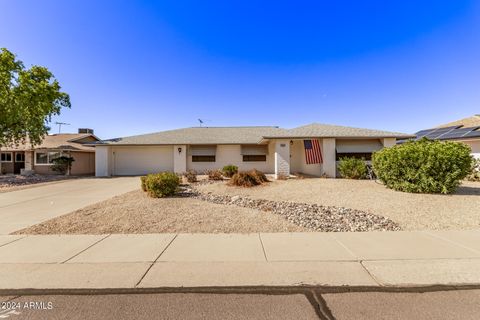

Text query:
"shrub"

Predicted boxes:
[[229, 172, 260, 187], [372, 138, 473, 194], [338, 157, 367, 179], [276, 174, 288, 180], [183, 169, 197, 183], [140, 176, 147, 191], [51, 156, 75, 175], [205, 169, 223, 181], [222, 165, 238, 178], [144, 172, 180, 198], [249, 169, 269, 184], [466, 158, 480, 182]]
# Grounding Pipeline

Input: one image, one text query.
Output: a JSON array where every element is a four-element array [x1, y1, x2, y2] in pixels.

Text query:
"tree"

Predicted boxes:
[[0, 48, 71, 173]]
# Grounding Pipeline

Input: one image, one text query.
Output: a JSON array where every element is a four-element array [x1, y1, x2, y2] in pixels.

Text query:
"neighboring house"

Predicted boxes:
[[0, 129, 98, 175], [93, 123, 412, 178], [405, 114, 480, 159]]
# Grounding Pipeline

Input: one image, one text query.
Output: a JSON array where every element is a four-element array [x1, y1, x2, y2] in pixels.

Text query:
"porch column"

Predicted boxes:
[[274, 140, 290, 179], [383, 138, 396, 148], [173, 145, 187, 173], [95, 145, 112, 177], [24, 151, 34, 171], [323, 138, 336, 178]]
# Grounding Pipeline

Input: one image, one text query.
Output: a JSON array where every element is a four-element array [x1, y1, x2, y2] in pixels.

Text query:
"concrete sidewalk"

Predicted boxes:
[[1, 230, 480, 290], [0, 177, 139, 234]]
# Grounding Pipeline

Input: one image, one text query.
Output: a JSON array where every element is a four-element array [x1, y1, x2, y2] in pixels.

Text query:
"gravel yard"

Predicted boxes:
[[196, 179, 480, 230], [15, 190, 306, 234], [0, 174, 76, 193]]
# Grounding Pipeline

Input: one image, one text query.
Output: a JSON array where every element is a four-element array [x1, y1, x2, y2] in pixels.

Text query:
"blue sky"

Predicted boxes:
[[1, 1, 479, 138]]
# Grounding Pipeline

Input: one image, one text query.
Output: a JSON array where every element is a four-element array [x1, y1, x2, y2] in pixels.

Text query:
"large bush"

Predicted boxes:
[[144, 172, 180, 198], [51, 156, 75, 175], [338, 157, 367, 179], [466, 158, 480, 182], [222, 165, 238, 178], [372, 138, 473, 194]]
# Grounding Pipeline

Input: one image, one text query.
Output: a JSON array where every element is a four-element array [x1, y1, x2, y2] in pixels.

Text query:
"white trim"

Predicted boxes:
[[1, 152, 13, 163]]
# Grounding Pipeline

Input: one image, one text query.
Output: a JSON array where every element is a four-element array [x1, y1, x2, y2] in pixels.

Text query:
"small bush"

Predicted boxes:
[[466, 158, 480, 182], [51, 156, 75, 175], [338, 157, 367, 179], [144, 172, 180, 198], [183, 169, 197, 183], [205, 169, 223, 181], [140, 176, 147, 191], [276, 174, 288, 180], [249, 169, 269, 184], [222, 165, 238, 178], [373, 138, 473, 194], [229, 172, 260, 187]]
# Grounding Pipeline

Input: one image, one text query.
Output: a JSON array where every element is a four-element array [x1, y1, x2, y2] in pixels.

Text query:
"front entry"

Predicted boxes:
[[13, 152, 25, 174]]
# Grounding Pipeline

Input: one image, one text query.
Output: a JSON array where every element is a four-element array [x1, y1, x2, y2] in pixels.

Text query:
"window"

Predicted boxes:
[[35, 151, 62, 165], [243, 155, 267, 162], [192, 155, 216, 162], [1, 152, 12, 162], [15, 153, 25, 162], [336, 152, 372, 161]]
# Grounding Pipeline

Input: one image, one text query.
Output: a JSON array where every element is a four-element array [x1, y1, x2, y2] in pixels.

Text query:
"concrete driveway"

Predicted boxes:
[[0, 177, 139, 234]]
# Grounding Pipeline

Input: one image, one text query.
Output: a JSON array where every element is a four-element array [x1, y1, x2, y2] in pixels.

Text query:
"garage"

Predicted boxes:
[[112, 146, 173, 175]]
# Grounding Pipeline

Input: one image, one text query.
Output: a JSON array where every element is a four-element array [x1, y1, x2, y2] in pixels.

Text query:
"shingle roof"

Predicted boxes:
[[0, 134, 97, 152], [97, 127, 288, 145], [436, 115, 480, 128], [263, 123, 413, 139], [95, 123, 412, 146]]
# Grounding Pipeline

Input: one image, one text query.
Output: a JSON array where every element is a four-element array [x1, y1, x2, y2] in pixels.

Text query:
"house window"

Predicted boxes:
[[15, 153, 25, 162], [243, 155, 267, 162], [1, 152, 12, 162], [35, 151, 62, 165], [192, 155, 216, 162], [336, 152, 372, 161]]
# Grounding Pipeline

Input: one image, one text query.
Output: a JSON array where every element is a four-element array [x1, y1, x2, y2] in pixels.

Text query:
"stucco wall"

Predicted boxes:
[[460, 139, 480, 158], [290, 140, 323, 176], [186, 144, 275, 173]]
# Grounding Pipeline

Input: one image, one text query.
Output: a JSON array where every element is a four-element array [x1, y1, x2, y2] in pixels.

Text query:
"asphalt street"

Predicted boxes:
[[1, 289, 480, 319]]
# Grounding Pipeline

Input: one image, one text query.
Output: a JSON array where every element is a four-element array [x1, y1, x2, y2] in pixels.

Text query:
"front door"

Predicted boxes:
[[13, 152, 25, 174]]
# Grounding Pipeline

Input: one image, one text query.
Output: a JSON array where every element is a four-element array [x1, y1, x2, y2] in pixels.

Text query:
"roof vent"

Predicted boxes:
[[78, 128, 94, 134]]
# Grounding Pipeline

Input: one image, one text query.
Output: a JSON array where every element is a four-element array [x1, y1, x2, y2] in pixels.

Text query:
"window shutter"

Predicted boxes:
[[188, 145, 217, 156], [240, 145, 268, 155]]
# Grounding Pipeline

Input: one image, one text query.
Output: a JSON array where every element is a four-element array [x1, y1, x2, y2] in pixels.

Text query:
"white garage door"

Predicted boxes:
[[112, 146, 174, 175]]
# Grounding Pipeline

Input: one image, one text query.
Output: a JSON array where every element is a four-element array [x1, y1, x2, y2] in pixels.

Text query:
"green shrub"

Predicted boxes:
[[222, 165, 238, 178], [373, 138, 473, 194], [249, 169, 269, 184], [144, 172, 180, 198], [183, 169, 197, 183], [338, 157, 367, 179], [229, 172, 260, 187], [205, 169, 223, 181], [51, 156, 75, 175], [140, 176, 147, 191], [466, 158, 480, 182]]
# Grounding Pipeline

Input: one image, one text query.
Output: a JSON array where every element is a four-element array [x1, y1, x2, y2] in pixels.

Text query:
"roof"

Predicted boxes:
[[263, 123, 413, 139], [436, 114, 480, 128], [410, 125, 480, 141], [96, 127, 288, 145], [94, 123, 412, 146], [0, 134, 98, 152]]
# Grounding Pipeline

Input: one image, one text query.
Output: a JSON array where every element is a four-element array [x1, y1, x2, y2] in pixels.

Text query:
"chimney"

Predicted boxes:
[[78, 128, 94, 134]]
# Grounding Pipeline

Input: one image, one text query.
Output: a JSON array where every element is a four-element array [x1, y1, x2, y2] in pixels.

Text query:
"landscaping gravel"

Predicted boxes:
[[0, 174, 76, 193]]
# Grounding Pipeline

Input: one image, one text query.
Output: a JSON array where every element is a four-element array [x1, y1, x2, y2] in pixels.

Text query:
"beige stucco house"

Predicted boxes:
[[93, 123, 412, 178], [0, 129, 98, 175]]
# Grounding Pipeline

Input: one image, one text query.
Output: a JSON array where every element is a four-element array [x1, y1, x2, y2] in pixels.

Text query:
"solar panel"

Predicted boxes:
[[414, 129, 436, 138], [438, 126, 480, 140], [462, 129, 480, 139], [425, 128, 456, 139]]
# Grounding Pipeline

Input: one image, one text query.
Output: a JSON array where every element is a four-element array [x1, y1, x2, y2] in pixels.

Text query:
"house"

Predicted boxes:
[[0, 129, 98, 175], [93, 123, 412, 178], [406, 114, 480, 159]]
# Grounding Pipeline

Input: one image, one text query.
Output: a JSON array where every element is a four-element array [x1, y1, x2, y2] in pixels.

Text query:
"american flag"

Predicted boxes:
[[303, 139, 323, 164]]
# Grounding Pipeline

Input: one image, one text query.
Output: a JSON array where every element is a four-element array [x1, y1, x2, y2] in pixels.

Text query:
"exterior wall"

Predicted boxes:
[[290, 140, 323, 176], [460, 139, 480, 159], [186, 144, 275, 173], [111, 146, 174, 176], [95, 146, 112, 177], [0, 161, 13, 174], [383, 138, 396, 148], [173, 145, 187, 173], [274, 140, 290, 178], [322, 138, 336, 178], [70, 152, 95, 175]]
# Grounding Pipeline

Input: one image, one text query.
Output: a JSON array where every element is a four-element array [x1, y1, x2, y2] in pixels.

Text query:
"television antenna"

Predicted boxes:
[[198, 119, 204, 127], [55, 122, 70, 133]]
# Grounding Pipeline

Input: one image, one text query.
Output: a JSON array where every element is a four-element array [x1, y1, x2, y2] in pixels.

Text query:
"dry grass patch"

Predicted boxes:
[[196, 179, 480, 230], [15, 190, 306, 234]]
